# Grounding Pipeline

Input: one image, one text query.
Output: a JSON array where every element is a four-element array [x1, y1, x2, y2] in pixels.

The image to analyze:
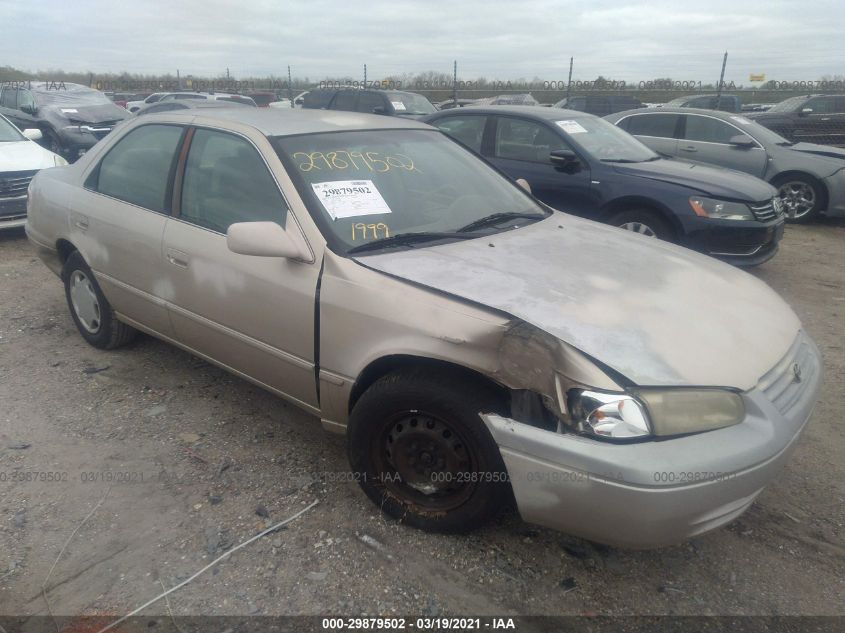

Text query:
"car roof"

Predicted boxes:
[[606, 107, 749, 121], [435, 105, 592, 120], [144, 107, 434, 135]]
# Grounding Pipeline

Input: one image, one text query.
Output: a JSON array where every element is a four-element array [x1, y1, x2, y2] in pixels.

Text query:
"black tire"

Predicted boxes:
[[347, 368, 510, 533], [606, 208, 674, 241], [771, 174, 824, 224], [62, 251, 137, 349]]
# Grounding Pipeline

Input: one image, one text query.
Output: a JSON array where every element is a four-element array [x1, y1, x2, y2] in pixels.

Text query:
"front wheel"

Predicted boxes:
[[62, 251, 137, 349], [346, 368, 510, 533], [772, 175, 824, 223], [606, 208, 674, 241]]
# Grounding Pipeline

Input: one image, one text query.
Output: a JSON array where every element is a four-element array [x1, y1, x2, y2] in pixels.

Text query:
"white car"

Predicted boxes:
[[126, 92, 168, 114], [0, 114, 66, 230]]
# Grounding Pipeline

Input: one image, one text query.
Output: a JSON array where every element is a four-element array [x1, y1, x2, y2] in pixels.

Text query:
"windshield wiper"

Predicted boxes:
[[457, 211, 546, 233], [600, 158, 641, 163], [346, 231, 476, 254]]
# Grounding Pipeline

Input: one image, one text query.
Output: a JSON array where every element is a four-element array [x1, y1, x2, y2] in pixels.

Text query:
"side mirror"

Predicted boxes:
[[799, 107, 813, 116], [729, 134, 755, 149], [372, 106, 387, 115], [22, 128, 43, 141], [515, 178, 531, 194], [226, 221, 311, 260], [550, 149, 581, 173]]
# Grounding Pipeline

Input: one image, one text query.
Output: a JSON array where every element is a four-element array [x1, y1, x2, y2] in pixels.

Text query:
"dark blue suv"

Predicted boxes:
[[422, 106, 785, 266]]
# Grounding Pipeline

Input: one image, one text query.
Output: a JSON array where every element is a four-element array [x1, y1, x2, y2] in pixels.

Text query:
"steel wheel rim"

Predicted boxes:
[[373, 411, 479, 512], [778, 181, 816, 218], [619, 221, 657, 237], [69, 270, 101, 334]]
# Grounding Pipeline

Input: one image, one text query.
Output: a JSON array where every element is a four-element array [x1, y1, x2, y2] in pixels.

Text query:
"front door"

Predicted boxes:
[[162, 127, 320, 409]]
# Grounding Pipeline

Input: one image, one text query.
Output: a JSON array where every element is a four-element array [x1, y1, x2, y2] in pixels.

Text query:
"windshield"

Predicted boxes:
[[0, 115, 25, 142], [274, 129, 548, 254], [559, 116, 658, 162], [33, 85, 112, 107], [767, 96, 809, 113], [387, 93, 435, 115]]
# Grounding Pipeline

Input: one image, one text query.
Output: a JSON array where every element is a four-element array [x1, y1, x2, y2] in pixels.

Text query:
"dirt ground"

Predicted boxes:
[[1, 219, 843, 625]]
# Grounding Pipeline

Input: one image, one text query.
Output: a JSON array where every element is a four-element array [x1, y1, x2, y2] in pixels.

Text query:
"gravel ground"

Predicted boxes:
[[0, 221, 843, 623]]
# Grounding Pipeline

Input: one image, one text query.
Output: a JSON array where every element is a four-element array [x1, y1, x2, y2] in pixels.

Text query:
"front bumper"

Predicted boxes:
[[482, 331, 822, 549], [0, 195, 28, 230], [681, 215, 785, 267]]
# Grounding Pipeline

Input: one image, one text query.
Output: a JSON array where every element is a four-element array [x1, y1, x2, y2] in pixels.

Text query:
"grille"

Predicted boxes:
[[749, 197, 783, 222], [0, 170, 37, 199], [757, 332, 820, 416]]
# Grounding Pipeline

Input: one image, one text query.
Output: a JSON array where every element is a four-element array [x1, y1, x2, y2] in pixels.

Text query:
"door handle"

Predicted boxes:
[[680, 146, 698, 153], [72, 213, 89, 231], [166, 248, 189, 268]]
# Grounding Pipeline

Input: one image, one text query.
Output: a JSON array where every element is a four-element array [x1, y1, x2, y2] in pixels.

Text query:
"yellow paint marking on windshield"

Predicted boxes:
[[293, 150, 419, 173], [352, 222, 390, 241]]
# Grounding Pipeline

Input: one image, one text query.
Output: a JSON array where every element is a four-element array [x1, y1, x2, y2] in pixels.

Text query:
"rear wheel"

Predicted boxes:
[[62, 251, 137, 349], [347, 368, 510, 533], [606, 208, 674, 241], [772, 174, 824, 223]]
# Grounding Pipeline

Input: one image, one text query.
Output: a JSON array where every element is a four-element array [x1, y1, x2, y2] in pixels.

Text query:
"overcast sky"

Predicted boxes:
[[2, 0, 842, 83]]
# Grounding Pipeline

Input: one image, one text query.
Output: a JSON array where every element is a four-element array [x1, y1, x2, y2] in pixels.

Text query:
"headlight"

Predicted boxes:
[[567, 390, 651, 439], [568, 388, 745, 440], [53, 154, 68, 167], [632, 389, 745, 436], [689, 196, 754, 221]]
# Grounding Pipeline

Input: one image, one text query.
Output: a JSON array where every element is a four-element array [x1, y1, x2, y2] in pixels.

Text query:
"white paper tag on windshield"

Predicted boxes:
[[391, 101, 407, 111], [311, 180, 392, 220], [556, 120, 587, 134], [730, 116, 753, 125], [60, 108, 79, 113]]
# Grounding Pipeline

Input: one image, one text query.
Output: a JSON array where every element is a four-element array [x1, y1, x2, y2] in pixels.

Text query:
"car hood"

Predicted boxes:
[[0, 140, 58, 171], [356, 214, 800, 391], [42, 103, 129, 125], [612, 159, 776, 201], [788, 142, 845, 162]]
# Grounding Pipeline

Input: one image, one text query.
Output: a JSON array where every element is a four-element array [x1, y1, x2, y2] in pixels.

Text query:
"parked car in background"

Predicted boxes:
[[0, 113, 66, 230], [303, 88, 436, 119], [0, 82, 129, 162], [553, 95, 644, 117], [745, 95, 845, 147], [473, 94, 539, 106], [606, 107, 845, 223], [664, 94, 741, 112], [126, 92, 167, 113], [135, 99, 252, 116], [156, 92, 257, 107], [423, 106, 784, 266], [268, 98, 293, 109], [25, 108, 821, 548], [436, 98, 478, 110], [245, 92, 277, 107]]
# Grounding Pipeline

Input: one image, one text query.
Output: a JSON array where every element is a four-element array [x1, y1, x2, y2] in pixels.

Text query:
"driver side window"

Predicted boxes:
[[494, 118, 564, 162]]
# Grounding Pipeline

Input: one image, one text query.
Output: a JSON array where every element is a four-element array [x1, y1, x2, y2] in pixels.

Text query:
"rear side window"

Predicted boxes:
[[94, 124, 184, 212], [683, 115, 738, 144], [805, 96, 836, 114], [179, 128, 288, 233], [625, 113, 680, 138]]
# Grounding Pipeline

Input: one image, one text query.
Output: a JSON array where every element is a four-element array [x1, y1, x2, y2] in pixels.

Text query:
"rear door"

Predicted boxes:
[[617, 112, 681, 158], [162, 126, 320, 409], [487, 115, 593, 214], [679, 113, 767, 177], [74, 123, 186, 336]]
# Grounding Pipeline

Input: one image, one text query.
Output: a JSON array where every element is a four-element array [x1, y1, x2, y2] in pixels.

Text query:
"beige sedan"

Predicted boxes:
[[26, 109, 821, 547]]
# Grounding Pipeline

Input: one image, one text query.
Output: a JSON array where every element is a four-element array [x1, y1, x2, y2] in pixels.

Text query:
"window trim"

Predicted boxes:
[[83, 122, 188, 216]]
